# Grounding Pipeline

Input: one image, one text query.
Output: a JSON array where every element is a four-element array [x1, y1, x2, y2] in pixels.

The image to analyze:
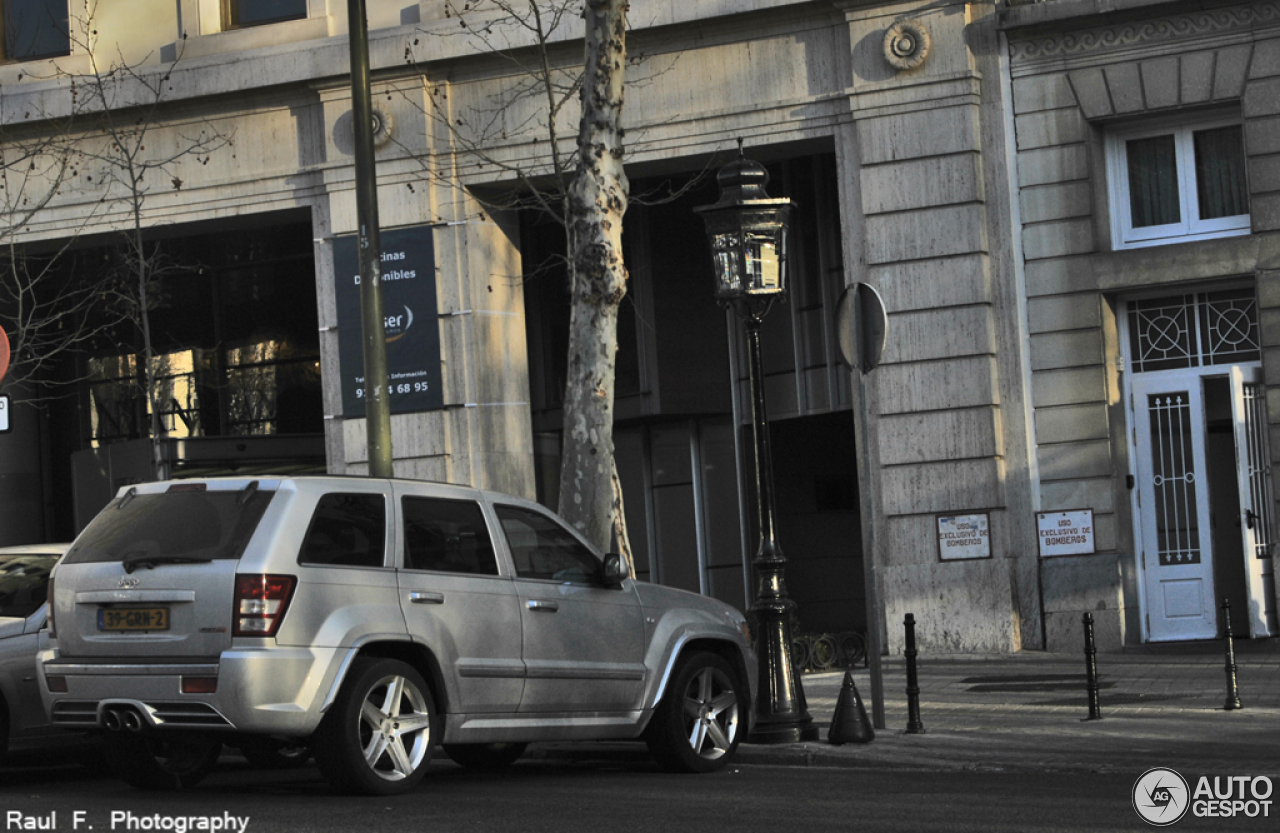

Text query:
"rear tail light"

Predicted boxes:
[[46, 575, 56, 638], [181, 676, 218, 694], [233, 574, 296, 638]]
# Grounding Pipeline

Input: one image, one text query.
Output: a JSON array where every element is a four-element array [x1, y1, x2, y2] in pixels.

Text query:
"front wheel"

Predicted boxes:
[[312, 657, 437, 795], [102, 732, 222, 791], [645, 651, 743, 773]]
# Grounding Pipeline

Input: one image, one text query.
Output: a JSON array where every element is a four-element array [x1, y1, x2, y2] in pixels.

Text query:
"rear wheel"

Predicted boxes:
[[645, 651, 742, 773], [443, 742, 527, 771], [102, 732, 222, 791], [312, 658, 437, 795]]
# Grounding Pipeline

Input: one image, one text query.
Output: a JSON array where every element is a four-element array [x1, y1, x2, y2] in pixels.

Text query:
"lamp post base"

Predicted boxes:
[[748, 718, 820, 745]]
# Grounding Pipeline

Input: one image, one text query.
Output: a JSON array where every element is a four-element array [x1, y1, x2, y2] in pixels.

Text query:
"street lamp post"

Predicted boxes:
[[695, 143, 818, 744]]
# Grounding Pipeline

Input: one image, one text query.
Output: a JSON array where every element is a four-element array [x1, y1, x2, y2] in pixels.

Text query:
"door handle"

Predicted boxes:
[[410, 592, 445, 605], [1246, 509, 1257, 530], [527, 600, 559, 612]]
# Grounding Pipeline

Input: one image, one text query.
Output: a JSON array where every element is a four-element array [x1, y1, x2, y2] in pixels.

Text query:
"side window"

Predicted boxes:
[[298, 493, 386, 568], [494, 504, 602, 584], [1, 0, 71, 63], [401, 497, 499, 576], [224, 0, 307, 28]]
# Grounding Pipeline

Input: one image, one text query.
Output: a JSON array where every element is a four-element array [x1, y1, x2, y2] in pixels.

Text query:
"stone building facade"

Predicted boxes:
[[0, 0, 1275, 654]]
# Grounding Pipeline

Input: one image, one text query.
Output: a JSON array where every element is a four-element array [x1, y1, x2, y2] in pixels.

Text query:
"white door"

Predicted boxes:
[[1133, 373, 1219, 641], [1229, 366, 1278, 637]]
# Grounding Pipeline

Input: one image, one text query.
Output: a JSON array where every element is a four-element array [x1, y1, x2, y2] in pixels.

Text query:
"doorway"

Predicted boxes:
[[1124, 290, 1278, 641]]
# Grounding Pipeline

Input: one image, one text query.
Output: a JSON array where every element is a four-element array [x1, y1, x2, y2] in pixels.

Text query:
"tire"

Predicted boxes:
[[237, 736, 311, 769], [645, 651, 743, 773], [102, 731, 222, 791], [810, 635, 838, 671], [312, 657, 437, 796], [791, 638, 811, 672], [443, 742, 527, 771]]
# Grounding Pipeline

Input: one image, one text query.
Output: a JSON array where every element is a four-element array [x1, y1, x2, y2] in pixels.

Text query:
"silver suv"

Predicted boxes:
[[40, 477, 755, 794]]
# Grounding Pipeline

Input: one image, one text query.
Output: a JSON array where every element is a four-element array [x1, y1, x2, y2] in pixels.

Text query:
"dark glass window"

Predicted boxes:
[[1126, 134, 1180, 228], [2, 0, 70, 62], [0, 552, 59, 619], [298, 493, 386, 568], [64, 488, 274, 565], [494, 505, 602, 584], [402, 497, 498, 575], [226, 0, 307, 27]]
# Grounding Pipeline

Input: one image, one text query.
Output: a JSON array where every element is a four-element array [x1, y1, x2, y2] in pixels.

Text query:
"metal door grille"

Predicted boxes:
[[1149, 393, 1202, 565], [1242, 383, 1276, 560], [1128, 289, 1259, 374]]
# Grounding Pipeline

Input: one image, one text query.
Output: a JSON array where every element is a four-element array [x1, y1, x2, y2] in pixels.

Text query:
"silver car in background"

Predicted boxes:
[[0, 544, 74, 761], [41, 477, 756, 794]]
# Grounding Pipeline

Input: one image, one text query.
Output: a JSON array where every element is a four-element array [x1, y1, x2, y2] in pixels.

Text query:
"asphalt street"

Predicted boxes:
[[0, 750, 1266, 833]]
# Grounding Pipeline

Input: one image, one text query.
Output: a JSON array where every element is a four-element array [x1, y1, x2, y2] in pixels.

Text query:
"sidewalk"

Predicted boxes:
[[732, 645, 1280, 774], [539, 644, 1280, 775]]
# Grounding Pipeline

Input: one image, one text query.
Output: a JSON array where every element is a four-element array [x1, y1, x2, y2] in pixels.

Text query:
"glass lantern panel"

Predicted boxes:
[[746, 234, 781, 293], [711, 232, 744, 296]]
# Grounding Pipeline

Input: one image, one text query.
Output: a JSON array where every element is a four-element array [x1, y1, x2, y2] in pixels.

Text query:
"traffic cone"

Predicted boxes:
[[827, 670, 874, 745]]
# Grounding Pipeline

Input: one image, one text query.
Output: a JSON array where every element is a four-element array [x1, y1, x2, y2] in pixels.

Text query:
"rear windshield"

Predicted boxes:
[[64, 489, 275, 566], [0, 553, 59, 618]]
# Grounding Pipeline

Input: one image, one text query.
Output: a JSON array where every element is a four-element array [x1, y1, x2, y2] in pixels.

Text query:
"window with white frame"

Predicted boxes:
[[223, 0, 307, 29], [1106, 115, 1251, 249], [0, 0, 69, 63]]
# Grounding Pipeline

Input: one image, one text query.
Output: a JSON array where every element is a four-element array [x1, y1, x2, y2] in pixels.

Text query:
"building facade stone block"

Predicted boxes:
[[1103, 63, 1144, 113], [1025, 254, 1097, 296], [1020, 181, 1093, 225], [1038, 438, 1114, 481], [1040, 477, 1116, 515], [1027, 293, 1101, 333], [877, 355, 1000, 414], [1017, 145, 1090, 188], [1015, 108, 1089, 151], [1031, 366, 1107, 407], [882, 559, 1017, 653], [881, 458, 1005, 516], [881, 305, 996, 363], [864, 203, 989, 264], [1139, 56, 1180, 110], [1022, 217, 1096, 260], [1180, 50, 1217, 104], [860, 153, 984, 215], [1030, 329, 1104, 371], [1215, 43, 1254, 99], [1066, 67, 1113, 120], [1012, 72, 1076, 114], [878, 407, 1003, 466], [869, 254, 992, 311], [1035, 402, 1110, 444], [855, 105, 981, 166]]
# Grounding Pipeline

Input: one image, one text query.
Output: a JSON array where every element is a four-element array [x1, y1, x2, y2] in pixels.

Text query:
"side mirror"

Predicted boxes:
[[601, 553, 628, 587]]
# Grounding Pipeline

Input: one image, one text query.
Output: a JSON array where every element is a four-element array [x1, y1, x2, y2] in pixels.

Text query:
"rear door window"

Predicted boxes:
[[401, 497, 499, 575], [298, 493, 387, 568], [64, 488, 274, 566]]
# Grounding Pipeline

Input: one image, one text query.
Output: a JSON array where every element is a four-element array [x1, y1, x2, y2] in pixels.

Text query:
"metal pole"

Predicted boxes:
[[904, 613, 925, 734], [856, 372, 885, 730], [742, 310, 817, 744], [1083, 612, 1102, 720], [347, 0, 393, 478], [1223, 598, 1242, 711]]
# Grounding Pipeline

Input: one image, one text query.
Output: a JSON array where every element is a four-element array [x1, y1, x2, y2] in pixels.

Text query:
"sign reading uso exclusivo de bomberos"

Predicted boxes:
[[1037, 509, 1095, 557]]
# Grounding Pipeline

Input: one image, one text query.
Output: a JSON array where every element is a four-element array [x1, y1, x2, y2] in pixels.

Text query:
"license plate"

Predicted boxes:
[[98, 607, 170, 631]]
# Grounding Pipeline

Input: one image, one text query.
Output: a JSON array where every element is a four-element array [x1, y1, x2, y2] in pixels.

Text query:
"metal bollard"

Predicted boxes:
[[904, 613, 925, 734], [1223, 598, 1242, 711], [1083, 612, 1102, 720]]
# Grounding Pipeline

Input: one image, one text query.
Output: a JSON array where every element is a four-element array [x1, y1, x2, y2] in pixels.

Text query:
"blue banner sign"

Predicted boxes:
[[335, 225, 443, 416]]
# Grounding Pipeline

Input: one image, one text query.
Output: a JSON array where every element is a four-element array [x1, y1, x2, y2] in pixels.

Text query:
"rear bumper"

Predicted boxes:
[[38, 645, 346, 737]]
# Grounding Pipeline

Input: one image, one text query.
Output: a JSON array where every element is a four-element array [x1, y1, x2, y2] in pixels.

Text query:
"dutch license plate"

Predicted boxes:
[[98, 607, 169, 631]]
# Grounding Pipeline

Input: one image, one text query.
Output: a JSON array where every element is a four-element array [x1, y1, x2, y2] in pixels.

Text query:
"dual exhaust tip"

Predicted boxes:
[[101, 706, 145, 733]]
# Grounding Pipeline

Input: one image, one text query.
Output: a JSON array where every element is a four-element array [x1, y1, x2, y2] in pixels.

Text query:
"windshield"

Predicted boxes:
[[65, 489, 275, 567], [0, 553, 59, 619]]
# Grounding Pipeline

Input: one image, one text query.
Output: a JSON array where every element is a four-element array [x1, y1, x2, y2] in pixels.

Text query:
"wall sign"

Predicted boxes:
[[335, 225, 443, 417], [0, 394, 9, 433], [1037, 509, 1095, 557], [937, 513, 990, 561]]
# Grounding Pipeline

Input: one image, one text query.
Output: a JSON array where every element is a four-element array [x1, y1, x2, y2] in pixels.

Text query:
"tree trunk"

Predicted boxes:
[[557, 0, 629, 551]]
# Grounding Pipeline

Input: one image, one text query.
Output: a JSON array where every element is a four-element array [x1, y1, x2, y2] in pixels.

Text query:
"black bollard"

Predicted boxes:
[[1223, 599, 1242, 711], [904, 613, 925, 734], [1083, 612, 1102, 720]]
